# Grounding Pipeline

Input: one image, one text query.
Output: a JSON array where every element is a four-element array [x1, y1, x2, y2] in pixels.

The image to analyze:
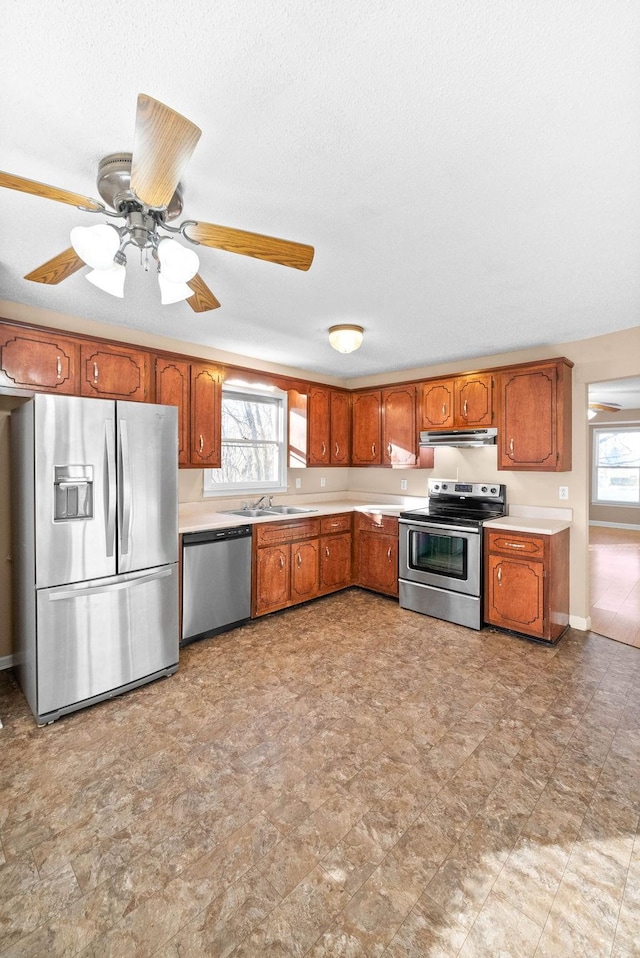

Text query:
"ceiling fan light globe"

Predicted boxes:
[[329, 324, 364, 353], [71, 224, 120, 270], [158, 238, 199, 283], [158, 273, 193, 305], [86, 263, 126, 298]]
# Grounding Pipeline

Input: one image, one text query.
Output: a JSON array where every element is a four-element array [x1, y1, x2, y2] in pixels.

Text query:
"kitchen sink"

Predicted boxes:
[[264, 505, 317, 514], [220, 508, 274, 517]]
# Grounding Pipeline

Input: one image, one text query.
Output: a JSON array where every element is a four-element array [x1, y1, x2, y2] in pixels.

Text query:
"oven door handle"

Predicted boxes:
[[398, 519, 481, 536]]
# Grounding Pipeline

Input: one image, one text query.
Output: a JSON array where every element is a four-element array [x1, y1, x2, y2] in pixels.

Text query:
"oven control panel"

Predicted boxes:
[[429, 479, 504, 500]]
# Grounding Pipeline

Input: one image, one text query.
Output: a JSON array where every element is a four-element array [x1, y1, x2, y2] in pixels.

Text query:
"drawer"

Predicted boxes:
[[255, 518, 320, 547], [487, 530, 545, 559], [356, 512, 399, 536], [320, 513, 352, 535]]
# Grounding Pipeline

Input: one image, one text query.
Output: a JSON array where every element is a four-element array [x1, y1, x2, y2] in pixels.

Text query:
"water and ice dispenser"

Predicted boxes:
[[53, 466, 94, 520]]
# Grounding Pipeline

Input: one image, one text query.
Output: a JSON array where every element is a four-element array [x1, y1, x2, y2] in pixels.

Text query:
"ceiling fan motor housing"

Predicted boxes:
[[97, 153, 184, 220]]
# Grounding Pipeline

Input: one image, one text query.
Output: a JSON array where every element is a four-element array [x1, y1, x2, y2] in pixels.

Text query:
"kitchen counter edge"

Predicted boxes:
[[179, 501, 407, 534]]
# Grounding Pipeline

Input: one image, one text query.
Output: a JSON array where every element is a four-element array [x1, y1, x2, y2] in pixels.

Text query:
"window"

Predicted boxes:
[[593, 427, 640, 505], [203, 384, 288, 496]]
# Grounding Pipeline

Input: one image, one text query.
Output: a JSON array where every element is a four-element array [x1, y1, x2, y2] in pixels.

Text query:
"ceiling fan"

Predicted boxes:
[[0, 94, 314, 312]]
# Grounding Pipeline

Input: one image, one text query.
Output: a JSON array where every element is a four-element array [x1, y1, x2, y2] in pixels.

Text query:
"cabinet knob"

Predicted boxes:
[[297, 553, 302, 567], [93, 361, 99, 383], [497, 565, 502, 585], [387, 546, 392, 562], [335, 442, 339, 457], [371, 443, 376, 457], [387, 443, 392, 457], [199, 434, 204, 454], [442, 403, 447, 417], [279, 555, 285, 569], [506, 541, 526, 550], [325, 546, 330, 557], [463, 399, 468, 418], [56, 356, 62, 379], [321, 441, 326, 457], [509, 438, 514, 454]]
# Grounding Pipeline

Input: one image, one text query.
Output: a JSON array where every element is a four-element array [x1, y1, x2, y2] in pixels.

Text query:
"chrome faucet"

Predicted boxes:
[[252, 495, 267, 509]]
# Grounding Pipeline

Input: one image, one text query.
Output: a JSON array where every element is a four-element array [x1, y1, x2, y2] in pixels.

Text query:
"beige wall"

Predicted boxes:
[[588, 408, 640, 527], [1, 299, 639, 659]]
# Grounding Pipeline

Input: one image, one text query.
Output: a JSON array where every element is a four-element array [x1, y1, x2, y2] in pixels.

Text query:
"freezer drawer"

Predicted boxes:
[[36, 563, 178, 718]]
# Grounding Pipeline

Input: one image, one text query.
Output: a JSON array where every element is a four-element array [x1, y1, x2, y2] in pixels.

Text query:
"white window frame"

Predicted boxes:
[[592, 426, 640, 507], [203, 382, 288, 497]]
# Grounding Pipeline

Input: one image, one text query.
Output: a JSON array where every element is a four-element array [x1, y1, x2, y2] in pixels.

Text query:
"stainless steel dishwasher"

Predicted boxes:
[[181, 525, 252, 646]]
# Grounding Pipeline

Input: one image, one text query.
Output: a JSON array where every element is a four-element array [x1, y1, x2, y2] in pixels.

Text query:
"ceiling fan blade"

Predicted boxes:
[[130, 94, 201, 209], [186, 222, 315, 271], [24, 248, 86, 285], [187, 274, 221, 312], [0, 171, 101, 210], [589, 402, 622, 412]]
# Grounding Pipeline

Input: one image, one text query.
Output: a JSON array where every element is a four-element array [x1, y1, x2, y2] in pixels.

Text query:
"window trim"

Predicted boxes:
[[592, 426, 640, 507], [203, 382, 288, 497]]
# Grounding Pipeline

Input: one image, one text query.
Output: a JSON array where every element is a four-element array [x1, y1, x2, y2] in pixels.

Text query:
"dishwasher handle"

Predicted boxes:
[[182, 525, 252, 545]]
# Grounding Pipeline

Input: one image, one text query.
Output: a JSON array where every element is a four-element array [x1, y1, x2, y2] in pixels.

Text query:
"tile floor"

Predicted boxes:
[[589, 525, 640, 648], [1, 589, 639, 957]]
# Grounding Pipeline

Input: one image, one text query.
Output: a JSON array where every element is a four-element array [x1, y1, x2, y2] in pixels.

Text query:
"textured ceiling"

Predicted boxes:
[[1, 0, 639, 379]]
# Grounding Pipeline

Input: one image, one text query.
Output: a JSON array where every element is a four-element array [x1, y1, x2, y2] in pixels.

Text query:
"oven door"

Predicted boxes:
[[399, 519, 481, 596]]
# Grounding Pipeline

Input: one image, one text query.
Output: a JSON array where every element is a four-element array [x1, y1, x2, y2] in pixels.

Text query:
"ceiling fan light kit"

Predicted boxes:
[[329, 324, 364, 353], [1, 93, 314, 313]]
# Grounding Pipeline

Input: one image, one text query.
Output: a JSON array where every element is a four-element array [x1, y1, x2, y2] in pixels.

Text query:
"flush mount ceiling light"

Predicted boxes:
[[0, 93, 315, 312], [329, 324, 364, 353]]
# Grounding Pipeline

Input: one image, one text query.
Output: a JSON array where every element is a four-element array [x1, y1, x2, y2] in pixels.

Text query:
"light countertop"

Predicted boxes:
[[484, 504, 572, 536], [179, 496, 425, 534]]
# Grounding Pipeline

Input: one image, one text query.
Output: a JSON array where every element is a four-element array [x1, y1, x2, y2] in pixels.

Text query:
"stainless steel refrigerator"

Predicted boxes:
[[11, 394, 179, 725]]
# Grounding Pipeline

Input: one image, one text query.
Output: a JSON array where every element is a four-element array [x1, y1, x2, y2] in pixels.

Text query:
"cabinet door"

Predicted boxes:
[[382, 385, 416, 466], [308, 385, 331, 465], [420, 379, 454, 429], [255, 544, 290, 614], [498, 364, 564, 471], [485, 554, 544, 637], [456, 373, 493, 427], [351, 391, 381, 464], [291, 539, 320, 602], [155, 357, 189, 465], [190, 363, 222, 467], [320, 533, 352, 591], [0, 326, 79, 394], [357, 532, 398, 596], [80, 344, 150, 401], [330, 389, 351, 464]]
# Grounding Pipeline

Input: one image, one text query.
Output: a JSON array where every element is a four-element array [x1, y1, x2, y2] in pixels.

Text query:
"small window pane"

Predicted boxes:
[[593, 427, 640, 506]]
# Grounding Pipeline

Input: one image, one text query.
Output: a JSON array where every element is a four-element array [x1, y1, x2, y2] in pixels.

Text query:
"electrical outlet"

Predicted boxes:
[[320, 476, 326, 488], [559, 486, 569, 500], [400, 479, 408, 491], [295, 478, 301, 489]]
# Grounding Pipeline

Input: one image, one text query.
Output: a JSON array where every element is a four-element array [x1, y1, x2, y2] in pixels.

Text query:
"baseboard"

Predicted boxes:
[[570, 615, 591, 632], [589, 520, 640, 531], [0, 654, 15, 671]]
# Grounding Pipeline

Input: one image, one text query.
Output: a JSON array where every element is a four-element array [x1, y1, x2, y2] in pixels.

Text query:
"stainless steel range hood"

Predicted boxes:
[[419, 428, 498, 448]]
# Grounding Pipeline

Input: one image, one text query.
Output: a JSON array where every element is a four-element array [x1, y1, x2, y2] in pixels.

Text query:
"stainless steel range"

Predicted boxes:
[[399, 478, 507, 630]]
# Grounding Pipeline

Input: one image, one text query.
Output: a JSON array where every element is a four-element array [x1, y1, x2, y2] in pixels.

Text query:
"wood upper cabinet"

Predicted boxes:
[[307, 385, 351, 465], [155, 357, 222, 467], [484, 527, 570, 642], [0, 325, 79, 394], [189, 363, 222, 468], [80, 343, 150, 402], [420, 379, 454, 429], [351, 390, 382, 464], [330, 389, 351, 464], [497, 359, 572, 471], [155, 357, 190, 464], [382, 384, 417, 466], [355, 513, 399, 597], [420, 373, 493, 430]]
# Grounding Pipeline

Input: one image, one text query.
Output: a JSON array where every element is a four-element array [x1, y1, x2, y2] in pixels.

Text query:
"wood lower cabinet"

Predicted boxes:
[[484, 527, 570, 642], [355, 513, 399, 597], [80, 343, 150, 401], [0, 326, 79, 394], [497, 360, 572, 471], [253, 514, 352, 616]]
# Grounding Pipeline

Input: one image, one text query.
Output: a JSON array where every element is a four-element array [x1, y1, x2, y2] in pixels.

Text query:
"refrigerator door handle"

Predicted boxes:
[[47, 567, 173, 601], [105, 420, 116, 558], [119, 418, 132, 556]]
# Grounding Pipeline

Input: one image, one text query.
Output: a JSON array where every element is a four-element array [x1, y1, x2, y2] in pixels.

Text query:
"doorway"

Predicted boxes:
[[588, 377, 640, 648]]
